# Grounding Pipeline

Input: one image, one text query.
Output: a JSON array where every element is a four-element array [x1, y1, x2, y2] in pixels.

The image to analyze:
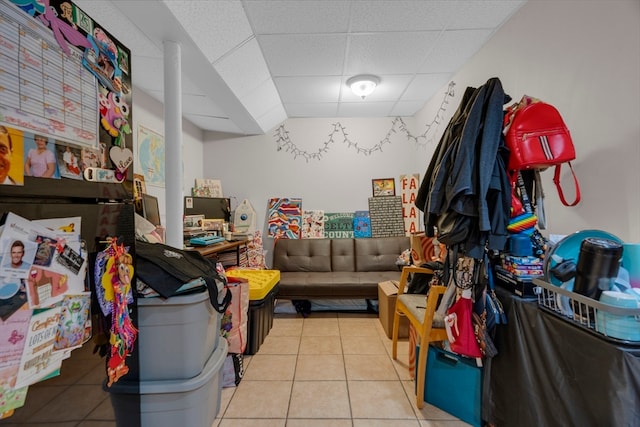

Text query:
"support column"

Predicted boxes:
[[163, 40, 183, 248]]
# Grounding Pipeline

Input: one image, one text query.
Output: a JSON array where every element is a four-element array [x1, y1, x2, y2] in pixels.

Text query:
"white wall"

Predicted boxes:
[[416, 0, 640, 241], [131, 90, 204, 226], [202, 116, 432, 260]]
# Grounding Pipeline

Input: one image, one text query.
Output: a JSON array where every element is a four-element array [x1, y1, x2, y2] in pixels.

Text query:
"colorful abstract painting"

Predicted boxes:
[[267, 198, 302, 239]]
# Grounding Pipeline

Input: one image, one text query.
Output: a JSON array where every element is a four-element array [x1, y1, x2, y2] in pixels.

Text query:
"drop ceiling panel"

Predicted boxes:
[[446, 1, 526, 29], [260, 34, 347, 76], [420, 29, 494, 73], [345, 32, 441, 75], [256, 104, 288, 132], [215, 38, 272, 99], [275, 76, 343, 104], [401, 74, 451, 102], [243, 0, 352, 34], [241, 79, 282, 119], [164, 0, 253, 63], [349, 1, 448, 32], [284, 103, 339, 118]]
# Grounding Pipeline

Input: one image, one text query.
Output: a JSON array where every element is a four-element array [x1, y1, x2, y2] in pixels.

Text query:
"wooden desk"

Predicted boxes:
[[192, 239, 249, 267]]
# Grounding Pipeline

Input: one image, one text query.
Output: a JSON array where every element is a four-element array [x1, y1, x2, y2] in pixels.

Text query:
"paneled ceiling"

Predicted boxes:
[[73, 0, 527, 136]]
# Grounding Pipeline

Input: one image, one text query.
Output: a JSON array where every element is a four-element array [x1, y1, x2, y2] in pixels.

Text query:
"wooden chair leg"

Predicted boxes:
[[391, 309, 400, 360], [415, 338, 429, 409]]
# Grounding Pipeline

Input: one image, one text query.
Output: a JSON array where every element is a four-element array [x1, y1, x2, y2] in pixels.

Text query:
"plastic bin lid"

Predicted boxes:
[[137, 288, 209, 307], [225, 269, 280, 300]]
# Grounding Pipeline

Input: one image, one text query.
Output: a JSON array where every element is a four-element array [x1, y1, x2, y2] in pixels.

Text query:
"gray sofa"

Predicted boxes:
[[272, 236, 410, 300]]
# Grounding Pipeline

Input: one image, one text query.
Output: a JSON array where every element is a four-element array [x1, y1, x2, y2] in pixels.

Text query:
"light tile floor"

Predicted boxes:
[[0, 312, 470, 427]]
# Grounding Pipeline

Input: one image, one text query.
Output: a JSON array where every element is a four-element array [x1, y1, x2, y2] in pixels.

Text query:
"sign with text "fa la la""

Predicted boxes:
[[400, 174, 421, 235]]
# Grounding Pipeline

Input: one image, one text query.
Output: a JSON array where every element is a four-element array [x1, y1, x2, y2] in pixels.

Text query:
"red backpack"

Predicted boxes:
[[504, 95, 580, 207]]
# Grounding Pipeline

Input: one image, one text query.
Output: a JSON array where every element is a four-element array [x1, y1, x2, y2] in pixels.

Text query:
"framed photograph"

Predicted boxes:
[[372, 178, 395, 197]]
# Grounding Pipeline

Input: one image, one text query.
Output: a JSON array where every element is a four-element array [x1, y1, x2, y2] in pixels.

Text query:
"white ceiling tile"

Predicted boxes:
[[346, 32, 440, 75], [285, 103, 339, 118], [241, 79, 282, 119], [243, 0, 351, 34], [256, 104, 288, 132], [215, 38, 272, 99], [444, 1, 526, 29], [259, 34, 347, 76], [401, 74, 452, 101], [163, 0, 253, 63], [275, 76, 342, 104], [420, 29, 493, 73], [350, 1, 448, 32]]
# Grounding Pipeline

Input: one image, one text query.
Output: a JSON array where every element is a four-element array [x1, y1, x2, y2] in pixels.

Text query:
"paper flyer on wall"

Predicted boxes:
[[0, 365, 28, 414], [14, 306, 64, 389], [0, 213, 87, 309], [0, 307, 31, 370], [53, 293, 91, 351], [32, 217, 87, 295]]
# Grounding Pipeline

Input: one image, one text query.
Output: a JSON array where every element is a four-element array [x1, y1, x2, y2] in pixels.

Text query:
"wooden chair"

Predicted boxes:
[[391, 265, 448, 409]]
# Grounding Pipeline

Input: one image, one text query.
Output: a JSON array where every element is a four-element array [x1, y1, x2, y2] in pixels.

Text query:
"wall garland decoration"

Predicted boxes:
[[274, 81, 455, 162]]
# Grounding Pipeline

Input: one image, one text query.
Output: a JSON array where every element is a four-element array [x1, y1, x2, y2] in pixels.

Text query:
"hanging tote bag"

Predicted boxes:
[[135, 241, 231, 313], [504, 95, 580, 206]]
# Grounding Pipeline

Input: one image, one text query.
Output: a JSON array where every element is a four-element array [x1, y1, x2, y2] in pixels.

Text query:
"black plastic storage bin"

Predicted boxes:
[[245, 284, 278, 355]]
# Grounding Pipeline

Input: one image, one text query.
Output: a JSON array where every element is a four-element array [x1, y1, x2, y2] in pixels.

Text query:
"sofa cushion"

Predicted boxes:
[[355, 236, 409, 272], [331, 239, 355, 272], [272, 238, 331, 272], [278, 272, 378, 299]]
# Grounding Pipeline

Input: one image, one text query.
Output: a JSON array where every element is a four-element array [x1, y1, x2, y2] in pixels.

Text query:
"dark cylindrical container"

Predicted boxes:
[[573, 238, 623, 300]]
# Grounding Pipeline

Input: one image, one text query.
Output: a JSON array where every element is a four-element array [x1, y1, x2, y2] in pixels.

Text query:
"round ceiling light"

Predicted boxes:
[[347, 75, 380, 99]]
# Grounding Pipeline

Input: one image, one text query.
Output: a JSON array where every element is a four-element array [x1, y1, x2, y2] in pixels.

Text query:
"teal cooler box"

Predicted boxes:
[[107, 340, 227, 427], [417, 345, 482, 427]]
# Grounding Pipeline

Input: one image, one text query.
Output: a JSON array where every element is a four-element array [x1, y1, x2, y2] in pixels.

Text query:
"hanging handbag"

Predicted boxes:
[[445, 289, 483, 362], [504, 95, 580, 206]]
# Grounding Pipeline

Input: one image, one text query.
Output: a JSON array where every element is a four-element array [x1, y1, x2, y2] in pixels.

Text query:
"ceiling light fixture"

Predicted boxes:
[[347, 75, 380, 99]]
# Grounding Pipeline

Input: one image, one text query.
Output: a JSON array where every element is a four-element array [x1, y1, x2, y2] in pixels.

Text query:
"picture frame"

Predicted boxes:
[[372, 178, 395, 197]]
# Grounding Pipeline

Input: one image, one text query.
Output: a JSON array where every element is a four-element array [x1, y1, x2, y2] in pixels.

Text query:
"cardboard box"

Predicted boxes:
[[378, 281, 409, 339]]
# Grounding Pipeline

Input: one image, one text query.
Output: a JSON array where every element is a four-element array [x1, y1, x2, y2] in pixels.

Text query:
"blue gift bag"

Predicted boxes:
[[419, 345, 482, 427]]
